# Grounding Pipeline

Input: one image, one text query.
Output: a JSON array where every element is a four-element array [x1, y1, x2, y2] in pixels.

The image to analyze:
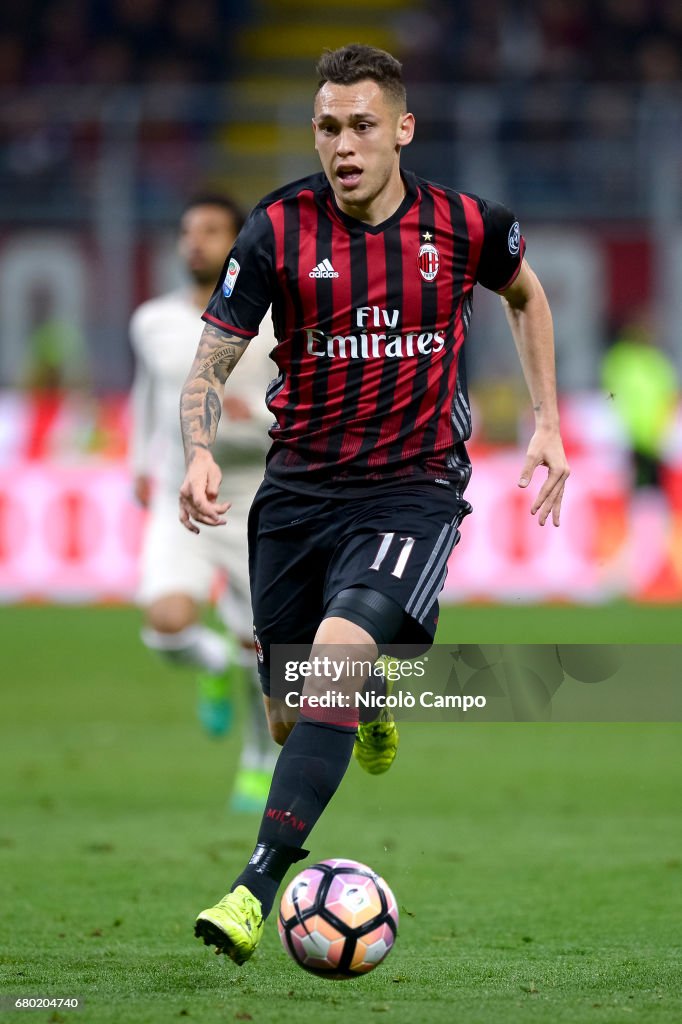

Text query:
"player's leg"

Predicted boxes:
[[233, 605, 395, 879], [218, 591, 277, 813], [212, 482, 278, 811], [195, 482, 339, 962], [142, 593, 228, 672], [229, 651, 278, 813], [196, 590, 404, 961], [194, 483, 453, 963], [195, 612, 378, 964], [137, 489, 237, 734]]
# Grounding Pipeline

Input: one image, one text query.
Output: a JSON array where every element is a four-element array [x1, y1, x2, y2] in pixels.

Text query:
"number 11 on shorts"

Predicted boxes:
[[369, 533, 415, 578]]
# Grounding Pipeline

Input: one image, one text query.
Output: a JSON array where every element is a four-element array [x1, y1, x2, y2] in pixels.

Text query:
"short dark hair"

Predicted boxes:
[[315, 44, 406, 110], [182, 192, 246, 234]]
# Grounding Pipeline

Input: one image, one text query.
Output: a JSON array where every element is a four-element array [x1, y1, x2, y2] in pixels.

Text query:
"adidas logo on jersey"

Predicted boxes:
[[309, 258, 339, 279]]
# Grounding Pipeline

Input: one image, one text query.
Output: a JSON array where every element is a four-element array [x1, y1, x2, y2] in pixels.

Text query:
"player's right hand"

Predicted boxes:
[[179, 449, 231, 533]]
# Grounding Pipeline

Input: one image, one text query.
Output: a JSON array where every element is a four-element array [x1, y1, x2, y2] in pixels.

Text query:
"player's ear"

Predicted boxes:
[[311, 118, 318, 150], [396, 112, 415, 150]]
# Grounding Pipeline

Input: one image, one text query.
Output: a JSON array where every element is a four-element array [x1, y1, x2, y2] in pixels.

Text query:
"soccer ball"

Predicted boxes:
[[278, 858, 398, 979]]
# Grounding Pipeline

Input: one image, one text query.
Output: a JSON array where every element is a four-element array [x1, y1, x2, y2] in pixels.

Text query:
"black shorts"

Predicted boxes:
[[249, 479, 471, 693]]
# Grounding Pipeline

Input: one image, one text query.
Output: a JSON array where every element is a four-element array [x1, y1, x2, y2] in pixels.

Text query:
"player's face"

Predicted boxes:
[[312, 80, 414, 220], [178, 205, 238, 285]]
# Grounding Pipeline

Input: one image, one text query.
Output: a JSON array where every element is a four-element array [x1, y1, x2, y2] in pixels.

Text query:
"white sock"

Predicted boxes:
[[141, 625, 230, 674], [239, 662, 278, 772]]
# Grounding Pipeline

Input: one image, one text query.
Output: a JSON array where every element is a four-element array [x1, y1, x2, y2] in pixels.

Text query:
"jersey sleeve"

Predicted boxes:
[[202, 204, 275, 339], [475, 198, 526, 292]]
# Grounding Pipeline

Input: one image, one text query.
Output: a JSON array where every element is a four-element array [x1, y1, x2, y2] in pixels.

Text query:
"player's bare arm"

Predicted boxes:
[[179, 323, 250, 533], [500, 260, 570, 527]]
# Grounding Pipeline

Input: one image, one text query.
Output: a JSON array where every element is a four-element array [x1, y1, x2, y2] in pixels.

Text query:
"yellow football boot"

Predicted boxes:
[[194, 885, 263, 965]]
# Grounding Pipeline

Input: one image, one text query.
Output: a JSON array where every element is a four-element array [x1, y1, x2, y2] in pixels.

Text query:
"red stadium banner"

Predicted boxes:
[[0, 462, 144, 602], [1, 391, 681, 602], [1, 454, 681, 604]]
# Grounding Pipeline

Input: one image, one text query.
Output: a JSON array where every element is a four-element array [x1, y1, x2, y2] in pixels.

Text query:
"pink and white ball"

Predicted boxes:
[[278, 858, 399, 979]]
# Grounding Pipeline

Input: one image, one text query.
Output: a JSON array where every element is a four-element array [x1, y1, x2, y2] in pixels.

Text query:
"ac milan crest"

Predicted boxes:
[[418, 242, 440, 281]]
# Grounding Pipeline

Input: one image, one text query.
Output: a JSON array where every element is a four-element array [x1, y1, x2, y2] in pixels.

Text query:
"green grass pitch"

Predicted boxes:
[[1, 604, 681, 1023]]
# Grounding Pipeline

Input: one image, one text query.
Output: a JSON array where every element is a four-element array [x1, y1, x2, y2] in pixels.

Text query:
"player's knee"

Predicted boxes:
[[146, 596, 196, 636]]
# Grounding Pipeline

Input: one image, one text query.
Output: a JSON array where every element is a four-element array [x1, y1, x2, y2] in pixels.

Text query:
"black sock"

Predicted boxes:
[[231, 716, 356, 917]]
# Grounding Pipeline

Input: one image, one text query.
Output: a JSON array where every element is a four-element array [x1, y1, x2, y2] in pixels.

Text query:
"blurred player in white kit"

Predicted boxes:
[[129, 193, 277, 811]]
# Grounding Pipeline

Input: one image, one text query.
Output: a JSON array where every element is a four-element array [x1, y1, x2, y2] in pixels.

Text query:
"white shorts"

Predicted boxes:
[[136, 474, 262, 642]]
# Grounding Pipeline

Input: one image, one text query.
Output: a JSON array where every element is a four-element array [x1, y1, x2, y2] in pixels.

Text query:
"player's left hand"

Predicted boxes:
[[517, 427, 570, 526]]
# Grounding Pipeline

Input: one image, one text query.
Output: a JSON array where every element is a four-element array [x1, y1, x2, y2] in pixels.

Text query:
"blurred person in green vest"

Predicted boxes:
[[24, 284, 88, 392], [602, 317, 679, 489]]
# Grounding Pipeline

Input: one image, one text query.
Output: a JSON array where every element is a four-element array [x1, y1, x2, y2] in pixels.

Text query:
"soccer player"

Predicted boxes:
[[130, 193, 277, 811], [179, 45, 570, 962]]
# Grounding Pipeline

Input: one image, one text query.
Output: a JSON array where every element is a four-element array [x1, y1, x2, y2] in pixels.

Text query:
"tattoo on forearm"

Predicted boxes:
[[533, 401, 543, 412], [198, 345, 242, 380], [203, 389, 222, 439], [179, 325, 251, 461]]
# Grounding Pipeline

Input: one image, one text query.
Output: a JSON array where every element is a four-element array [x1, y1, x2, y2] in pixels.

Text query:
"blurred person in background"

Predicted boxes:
[[602, 314, 679, 491], [24, 283, 88, 391], [129, 192, 277, 812]]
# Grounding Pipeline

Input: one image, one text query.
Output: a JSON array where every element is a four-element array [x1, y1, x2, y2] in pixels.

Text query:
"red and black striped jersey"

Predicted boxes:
[[203, 170, 525, 497]]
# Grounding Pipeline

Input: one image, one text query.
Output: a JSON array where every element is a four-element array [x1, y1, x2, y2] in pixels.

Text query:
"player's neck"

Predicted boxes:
[[334, 168, 407, 227]]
